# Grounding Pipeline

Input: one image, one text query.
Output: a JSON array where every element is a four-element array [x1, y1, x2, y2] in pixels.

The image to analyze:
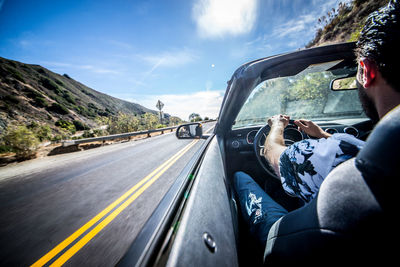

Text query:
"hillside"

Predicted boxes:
[[0, 56, 160, 133], [307, 0, 389, 47], [0, 57, 183, 161]]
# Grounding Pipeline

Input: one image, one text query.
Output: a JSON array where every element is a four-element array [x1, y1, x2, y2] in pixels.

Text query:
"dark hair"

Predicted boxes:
[[356, 0, 400, 92]]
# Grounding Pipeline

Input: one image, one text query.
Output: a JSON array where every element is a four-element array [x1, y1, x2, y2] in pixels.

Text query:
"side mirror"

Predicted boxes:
[[176, 123, 203, 139], [330, 76, 357, 91]]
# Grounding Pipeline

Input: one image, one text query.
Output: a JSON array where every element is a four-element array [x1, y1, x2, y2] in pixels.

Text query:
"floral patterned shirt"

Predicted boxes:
[[279, 134, 365, 202]]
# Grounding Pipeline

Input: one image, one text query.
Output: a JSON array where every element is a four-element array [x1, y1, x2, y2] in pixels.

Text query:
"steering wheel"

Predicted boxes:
[[253, 119, 297, 179]]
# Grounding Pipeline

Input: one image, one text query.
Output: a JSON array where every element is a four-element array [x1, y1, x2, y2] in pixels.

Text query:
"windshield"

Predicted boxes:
[[233, 60, 366, 129]]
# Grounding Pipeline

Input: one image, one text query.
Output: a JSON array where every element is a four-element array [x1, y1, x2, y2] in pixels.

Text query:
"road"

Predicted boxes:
[[0, 122, 215, 266]]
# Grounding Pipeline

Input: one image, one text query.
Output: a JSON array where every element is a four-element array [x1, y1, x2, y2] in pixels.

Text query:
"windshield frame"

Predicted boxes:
[[232, 60, 364, 129], [215, 42, 358, 135]]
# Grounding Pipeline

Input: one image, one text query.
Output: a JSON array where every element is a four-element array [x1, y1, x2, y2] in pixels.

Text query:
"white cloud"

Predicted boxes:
[[272, 14, 315, 39], [192, 0, 259, 38], [129, 90, 224, 120]]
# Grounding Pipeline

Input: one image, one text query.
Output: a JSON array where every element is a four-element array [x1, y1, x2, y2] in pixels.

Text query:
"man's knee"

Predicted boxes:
[[233, 171, 254, 191]]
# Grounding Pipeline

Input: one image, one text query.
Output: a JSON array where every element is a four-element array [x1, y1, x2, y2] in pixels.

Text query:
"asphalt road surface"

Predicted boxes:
[[0, 122, 215, 266]]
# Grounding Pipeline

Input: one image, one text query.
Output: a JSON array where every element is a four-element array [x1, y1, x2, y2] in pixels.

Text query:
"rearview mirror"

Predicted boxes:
[[176, 123, 203, 139], [330, 76, 357, 90]]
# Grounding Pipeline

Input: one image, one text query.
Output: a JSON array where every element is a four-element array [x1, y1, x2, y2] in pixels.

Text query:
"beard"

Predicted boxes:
[[356, 80, 380, 123]]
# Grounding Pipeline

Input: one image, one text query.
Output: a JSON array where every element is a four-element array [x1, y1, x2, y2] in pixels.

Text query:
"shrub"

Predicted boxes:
[[156, 124, 166, 129], [36, 125, 52, 141], [3, 94, 20, 104], [97, 110, 110, 116], [55, 79, 64, 86], [63, 91, 76, 105], [97, 112, 141, 134], [51, 130, 69, 142], [8, 61, 17, 68], [82, 130, 95, 138], [1, 125, 39, 159], [40, 77, 59, 91], [1, 103, 11, 112], [0, 144, 13, 153], [105, 107, 115, 115], [75, 105, 86, 114], [55, 119, 76, 133], [33, 97, 48, 108], [24, 87, 43, 99], [37, 68, 46, 74], [27, 122, 52, 141], [92, 129, 106, 137], [72, 120, 89, 131], [75, 105, 97, 117], [47, 103, 69, 114], [5, 66, 25, 83], [88, 102, 99, 110]]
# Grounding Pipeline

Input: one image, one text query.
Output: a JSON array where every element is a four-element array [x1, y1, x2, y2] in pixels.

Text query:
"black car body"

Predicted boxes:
[[119, 42, 394, 266]]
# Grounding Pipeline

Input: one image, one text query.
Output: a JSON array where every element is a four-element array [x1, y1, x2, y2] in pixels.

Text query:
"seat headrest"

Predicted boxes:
[[356, 105, 400, 178]]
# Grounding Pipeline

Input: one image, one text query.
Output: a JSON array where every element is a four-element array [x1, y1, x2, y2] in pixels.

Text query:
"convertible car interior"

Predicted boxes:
[[119, 42, 394, 266]]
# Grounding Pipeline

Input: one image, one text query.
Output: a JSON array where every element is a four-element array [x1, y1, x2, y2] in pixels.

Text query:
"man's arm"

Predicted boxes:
[[264, 115, 289, 177]]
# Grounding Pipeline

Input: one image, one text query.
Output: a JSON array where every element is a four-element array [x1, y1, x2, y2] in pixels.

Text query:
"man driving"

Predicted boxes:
[[265, 114, 364, 202], [234, 0, 400, 258]]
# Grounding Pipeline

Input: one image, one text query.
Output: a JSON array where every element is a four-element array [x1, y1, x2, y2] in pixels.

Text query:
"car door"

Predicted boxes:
[[161, 136, 238, 267], [118, 133, 239, 267]]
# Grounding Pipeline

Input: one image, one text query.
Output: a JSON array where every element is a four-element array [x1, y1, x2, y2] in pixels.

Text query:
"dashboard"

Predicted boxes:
[[226, 119, 373, 152]]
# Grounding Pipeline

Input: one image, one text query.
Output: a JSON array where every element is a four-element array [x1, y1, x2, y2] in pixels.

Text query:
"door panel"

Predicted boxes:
[[165, 137, 238, 267]]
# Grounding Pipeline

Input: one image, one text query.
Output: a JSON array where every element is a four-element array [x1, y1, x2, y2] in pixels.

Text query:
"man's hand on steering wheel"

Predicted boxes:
[[294, 119, 331, 138], [267, 114, 290, 129]]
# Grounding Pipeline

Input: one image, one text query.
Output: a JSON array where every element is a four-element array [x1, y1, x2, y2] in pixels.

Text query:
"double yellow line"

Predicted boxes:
[[32, 140, 198, 267]]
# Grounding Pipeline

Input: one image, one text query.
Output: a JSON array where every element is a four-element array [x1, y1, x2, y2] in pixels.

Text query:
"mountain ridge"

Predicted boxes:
[[0, 56, 161, 135]]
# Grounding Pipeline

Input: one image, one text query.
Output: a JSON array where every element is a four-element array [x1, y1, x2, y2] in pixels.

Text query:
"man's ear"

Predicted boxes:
[[361, 59, 378, 88]]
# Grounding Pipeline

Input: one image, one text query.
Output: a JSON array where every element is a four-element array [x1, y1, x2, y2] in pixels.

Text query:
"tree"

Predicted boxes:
[[189, 113, 199, 121], [142, 113, 158, 130], [97, 112, 140, 134], [189, 113, 202, 122]]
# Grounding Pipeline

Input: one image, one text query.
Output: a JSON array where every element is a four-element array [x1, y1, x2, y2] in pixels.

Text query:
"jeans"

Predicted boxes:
[[234, 171, 288, 245]]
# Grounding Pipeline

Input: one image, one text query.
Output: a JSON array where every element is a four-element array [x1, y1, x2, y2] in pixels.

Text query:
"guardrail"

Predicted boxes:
[[61, 120, 215, 147], [62, 126, 177, 147]]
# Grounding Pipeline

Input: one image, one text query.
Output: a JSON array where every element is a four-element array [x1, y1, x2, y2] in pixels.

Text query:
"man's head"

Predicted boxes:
[[355, 0, 400, 120]]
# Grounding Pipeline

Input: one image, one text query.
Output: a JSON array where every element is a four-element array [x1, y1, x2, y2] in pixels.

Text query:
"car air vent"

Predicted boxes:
[[344, 126, 359, 137], [325, 128, 338, 135]]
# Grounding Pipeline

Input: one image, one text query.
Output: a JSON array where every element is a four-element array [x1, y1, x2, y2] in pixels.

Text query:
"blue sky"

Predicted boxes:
[[0, 0, 351, 120]]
